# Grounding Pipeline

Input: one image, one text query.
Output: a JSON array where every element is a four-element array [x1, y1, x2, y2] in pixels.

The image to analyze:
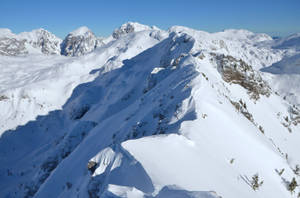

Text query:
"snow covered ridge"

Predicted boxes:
[[1, 23, 300, 198]]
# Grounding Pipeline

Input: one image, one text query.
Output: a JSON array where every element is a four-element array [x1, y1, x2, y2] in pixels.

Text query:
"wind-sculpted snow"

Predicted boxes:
[[0, 23, 300, 198]]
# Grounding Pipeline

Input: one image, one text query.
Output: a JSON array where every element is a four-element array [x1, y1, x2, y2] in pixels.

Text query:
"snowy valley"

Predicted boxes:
[[0, 22, 300, 198]]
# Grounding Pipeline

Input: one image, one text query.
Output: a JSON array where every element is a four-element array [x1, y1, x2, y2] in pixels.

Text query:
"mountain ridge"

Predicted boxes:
[[0, 22, 300, 198]]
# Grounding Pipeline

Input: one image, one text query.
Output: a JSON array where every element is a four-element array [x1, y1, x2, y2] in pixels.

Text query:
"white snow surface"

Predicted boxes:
[[0, 23, 300, 198], [0, 28, 16, 38], [70, 26, 91, 36]]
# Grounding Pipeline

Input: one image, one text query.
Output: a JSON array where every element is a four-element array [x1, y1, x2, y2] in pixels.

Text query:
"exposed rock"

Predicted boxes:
[[112, 22, 152, 39], [217, 54, 271, 100], [87, 161, 97, 174]]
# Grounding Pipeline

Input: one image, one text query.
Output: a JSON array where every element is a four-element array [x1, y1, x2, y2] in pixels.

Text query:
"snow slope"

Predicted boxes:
[[0, 23, 300, 198], [260, 34, 300, 106], [273, 33, 300, 52]]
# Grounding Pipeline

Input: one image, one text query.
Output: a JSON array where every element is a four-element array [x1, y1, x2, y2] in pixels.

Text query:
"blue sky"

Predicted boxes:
[[1, 0, 299, 38]]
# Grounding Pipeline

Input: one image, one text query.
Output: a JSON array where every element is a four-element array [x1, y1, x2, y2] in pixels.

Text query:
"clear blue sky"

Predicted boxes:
[[1, 0, 299, 38]]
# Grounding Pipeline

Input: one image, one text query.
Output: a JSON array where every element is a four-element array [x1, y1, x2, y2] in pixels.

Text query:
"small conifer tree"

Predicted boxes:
[[251, 174, 264, 191], [288, 177, 298, 193]]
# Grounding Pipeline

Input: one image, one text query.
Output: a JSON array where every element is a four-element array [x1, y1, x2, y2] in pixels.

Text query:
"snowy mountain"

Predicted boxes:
[[259, 33, 300, 106], [0, 23, 162, 57], [0, 28, 62, 55], [60, 26, 104, 56], [112, 22, 155, 39], [18, 28, 62, 55], [273, 33, 300, 51], [0, 23, 300, 198]]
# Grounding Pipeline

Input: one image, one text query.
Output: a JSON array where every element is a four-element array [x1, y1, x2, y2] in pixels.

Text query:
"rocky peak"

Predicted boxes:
[[61, 26, 104, 56], [112, 22, 152, 39], [19, 28, 62, 55]]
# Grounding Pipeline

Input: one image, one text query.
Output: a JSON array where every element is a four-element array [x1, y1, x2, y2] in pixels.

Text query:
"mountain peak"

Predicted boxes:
[[69, 26, 92, 36], [0, 28, 15, 38], [112, 22, 153, 39], [61, 26, 103, 56]]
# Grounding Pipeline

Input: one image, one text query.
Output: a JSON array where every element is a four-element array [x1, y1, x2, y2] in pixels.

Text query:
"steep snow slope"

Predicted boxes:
[[0, 24, 300, 198], [0, 27, 166, 135]]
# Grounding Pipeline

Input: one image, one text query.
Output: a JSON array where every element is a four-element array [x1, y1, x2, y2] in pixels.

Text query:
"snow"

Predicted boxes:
[[0, 28, 62, 55], [274, 33, 300, 51], [69, 26, 91, 36], [112, 22, 154, 39], [168, 25, 282, 70], [0, 22, 300, 198], [118, 22, 152, 33], [0, 28, 16, 38], [0, 28, 164, 135], [261, 54, 300, 74]]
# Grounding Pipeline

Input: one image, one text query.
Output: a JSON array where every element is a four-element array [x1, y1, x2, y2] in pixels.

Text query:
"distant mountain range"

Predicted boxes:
[[2, 23, 298, 58], [0, 22, 159, 57]]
